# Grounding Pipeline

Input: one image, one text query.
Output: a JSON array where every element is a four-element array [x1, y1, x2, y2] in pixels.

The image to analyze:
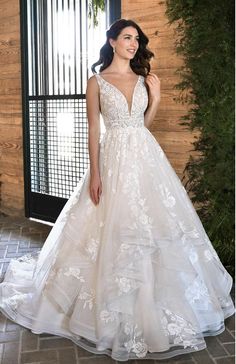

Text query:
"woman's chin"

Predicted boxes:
[[120, 53, 135, 61]]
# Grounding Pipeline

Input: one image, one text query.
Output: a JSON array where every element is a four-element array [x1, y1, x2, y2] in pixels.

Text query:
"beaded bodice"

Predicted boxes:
[[95, 74, 148, 129]]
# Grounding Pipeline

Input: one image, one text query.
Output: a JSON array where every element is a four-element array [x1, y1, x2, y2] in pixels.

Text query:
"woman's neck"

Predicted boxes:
[[105, 57, 133, 75]]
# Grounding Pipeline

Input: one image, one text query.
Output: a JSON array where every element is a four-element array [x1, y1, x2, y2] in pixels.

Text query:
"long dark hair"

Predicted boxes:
[[91, 19, 154, 77]]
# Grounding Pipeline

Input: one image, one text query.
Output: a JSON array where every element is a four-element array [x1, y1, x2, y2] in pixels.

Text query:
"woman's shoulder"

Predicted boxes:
[[87, 74, 99, 82], [86, 74, 100, 94], [87, 74, 102, 86]]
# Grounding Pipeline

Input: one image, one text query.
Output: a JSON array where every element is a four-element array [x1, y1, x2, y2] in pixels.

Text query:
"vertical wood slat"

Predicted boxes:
[[0, 0, 24, 216]]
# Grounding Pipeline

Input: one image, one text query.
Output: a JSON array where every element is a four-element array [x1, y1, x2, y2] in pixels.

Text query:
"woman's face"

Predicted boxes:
[[110, 26, 139, 60]]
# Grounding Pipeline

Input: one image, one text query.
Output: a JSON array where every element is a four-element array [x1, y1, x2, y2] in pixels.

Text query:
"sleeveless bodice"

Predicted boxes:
[[95, 74, 148, 129]]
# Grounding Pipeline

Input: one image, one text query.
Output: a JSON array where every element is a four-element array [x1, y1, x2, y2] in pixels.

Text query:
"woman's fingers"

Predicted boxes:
[[146, 73, 160, 85], [90, 186, 96, 205], [89, 175, 102, 206], [90, 185, 102, 205], [98, 183, 102, 196], [145, 72, 161, 102]]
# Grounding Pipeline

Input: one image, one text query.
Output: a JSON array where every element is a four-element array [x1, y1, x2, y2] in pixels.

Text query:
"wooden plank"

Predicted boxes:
[[0, 62, 21, 80], [0, 95, 22, 114], [148, 36, 176, 50], [0, 125, 22, 140], [0, 14, 20, 34], [0, 78, 21, 95], [0, 142, 22, 153], [0, 201, 24, 216], [156, 99, 188, 112], [122, 1, 167, 16], [0, 148, 23, 162], [0, 31, 20, 49], [152, 131, 197, 154], [0, 195, 24, 216], [0, 115, 22, 126], [0, 0, 23, 215], [0, 159, 23, 174], [1, 182, 24, 197], [0, 0, 20, 19], [150, 117, 193, 132], [151, 54, 184, 70], [0, 173, 24, 184], [0, 46, 20, 65]]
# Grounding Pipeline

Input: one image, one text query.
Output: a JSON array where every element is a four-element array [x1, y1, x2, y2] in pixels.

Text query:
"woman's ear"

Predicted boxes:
[[109, 38, 115, 49]]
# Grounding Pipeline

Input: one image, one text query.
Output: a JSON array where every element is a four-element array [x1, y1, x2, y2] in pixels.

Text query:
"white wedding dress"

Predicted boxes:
[[0, 73, 235, 361]]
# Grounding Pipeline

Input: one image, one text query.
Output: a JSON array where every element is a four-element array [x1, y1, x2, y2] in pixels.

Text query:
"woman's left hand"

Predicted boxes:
[[145, 72, 161, 104]]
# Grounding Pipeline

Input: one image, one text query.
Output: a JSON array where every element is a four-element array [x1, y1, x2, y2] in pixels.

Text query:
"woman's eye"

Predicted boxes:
[[124, 36, 139, 41]]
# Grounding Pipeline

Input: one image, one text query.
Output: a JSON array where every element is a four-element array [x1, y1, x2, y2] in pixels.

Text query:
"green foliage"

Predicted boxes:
[[165, 0, 235, 277], [88, 0, 105, 26]]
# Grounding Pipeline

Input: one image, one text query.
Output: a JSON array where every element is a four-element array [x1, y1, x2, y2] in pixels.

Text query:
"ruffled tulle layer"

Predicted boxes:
[[0, 126, 235, 361]]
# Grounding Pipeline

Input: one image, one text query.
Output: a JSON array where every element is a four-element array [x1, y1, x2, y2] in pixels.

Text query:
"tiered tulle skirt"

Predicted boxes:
[[0, 126, 234, 361]]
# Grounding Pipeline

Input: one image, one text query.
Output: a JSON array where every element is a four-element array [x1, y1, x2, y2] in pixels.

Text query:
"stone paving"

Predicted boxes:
[[0, 215, 234, 364]]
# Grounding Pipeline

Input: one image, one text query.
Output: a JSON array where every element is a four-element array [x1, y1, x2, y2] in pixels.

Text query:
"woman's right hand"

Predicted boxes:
[[89, 173, 102, 206]]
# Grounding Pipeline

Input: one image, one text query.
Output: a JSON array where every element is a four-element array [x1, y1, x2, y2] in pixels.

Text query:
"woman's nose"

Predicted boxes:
[[131, 38, 138, 47]]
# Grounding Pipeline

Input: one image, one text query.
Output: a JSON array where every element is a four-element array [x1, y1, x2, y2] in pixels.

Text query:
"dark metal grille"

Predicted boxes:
[[29, 97, 88, 199], [25, 0, 106, 201]]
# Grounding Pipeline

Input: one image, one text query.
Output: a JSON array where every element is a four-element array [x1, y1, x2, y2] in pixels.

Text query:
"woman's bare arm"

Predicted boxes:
[[144, 73, 161, 129], [86, 76, 102, 205]]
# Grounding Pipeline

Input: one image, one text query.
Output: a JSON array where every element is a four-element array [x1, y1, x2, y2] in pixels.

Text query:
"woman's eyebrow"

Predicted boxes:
[[122, 33, 139, 37]]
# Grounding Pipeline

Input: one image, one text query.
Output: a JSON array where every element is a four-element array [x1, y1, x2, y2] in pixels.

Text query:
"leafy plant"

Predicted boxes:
[[165, 0, 235, 278], [88, 0, 105, 26]]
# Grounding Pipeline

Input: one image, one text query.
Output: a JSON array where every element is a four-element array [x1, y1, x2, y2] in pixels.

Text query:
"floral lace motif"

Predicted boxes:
[[123, 322, 148, 358], [78, 289, 95, 310], [16, 252, 39, 264], [85, 238, 100, 262], [58, 267, 85, 282], [161, 308, 199, 350], [185, 276, 212, 305], [115, 276, 139, 296], [100, 309, 119, 323], [159, 184, 176, 208], [3, 293, 28, 310]]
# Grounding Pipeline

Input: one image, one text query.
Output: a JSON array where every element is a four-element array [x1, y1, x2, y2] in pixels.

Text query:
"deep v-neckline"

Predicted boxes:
[[98, 74, 140, 116]]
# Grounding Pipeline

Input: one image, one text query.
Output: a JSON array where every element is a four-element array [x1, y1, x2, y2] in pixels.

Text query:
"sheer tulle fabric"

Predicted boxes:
[[0, 74, 234, 361]]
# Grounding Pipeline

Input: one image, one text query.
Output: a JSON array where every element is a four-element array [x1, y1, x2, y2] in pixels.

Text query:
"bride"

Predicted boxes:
[[0, 18, 234, 362]]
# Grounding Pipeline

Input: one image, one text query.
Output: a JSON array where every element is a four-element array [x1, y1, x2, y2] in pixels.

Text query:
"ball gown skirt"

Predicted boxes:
[[0, 74, 235, 362]]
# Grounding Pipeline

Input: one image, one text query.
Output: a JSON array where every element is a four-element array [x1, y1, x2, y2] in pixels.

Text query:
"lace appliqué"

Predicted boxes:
[[85, 238, 99, 261], [3, 293, 28, 310], [123, 322, 148, 358], [16, 252, 39, 264], [115, 276, 139, 296], [159, 184, 176, 208], [78, 289, 95, 310], [57, 267, 85, 282], [122, 167, 154, 234], [185, 276, 212, 306], [100, 310, 119, 323], [161, 308, 199, 350]]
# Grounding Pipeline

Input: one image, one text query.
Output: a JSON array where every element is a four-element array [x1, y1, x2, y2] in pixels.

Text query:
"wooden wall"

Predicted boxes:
[[122, 0, 199, 177], [0, 0, 24, 216]]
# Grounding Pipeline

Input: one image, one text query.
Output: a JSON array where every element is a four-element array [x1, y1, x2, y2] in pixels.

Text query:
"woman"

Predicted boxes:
[[0, 19, 234, 362]]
